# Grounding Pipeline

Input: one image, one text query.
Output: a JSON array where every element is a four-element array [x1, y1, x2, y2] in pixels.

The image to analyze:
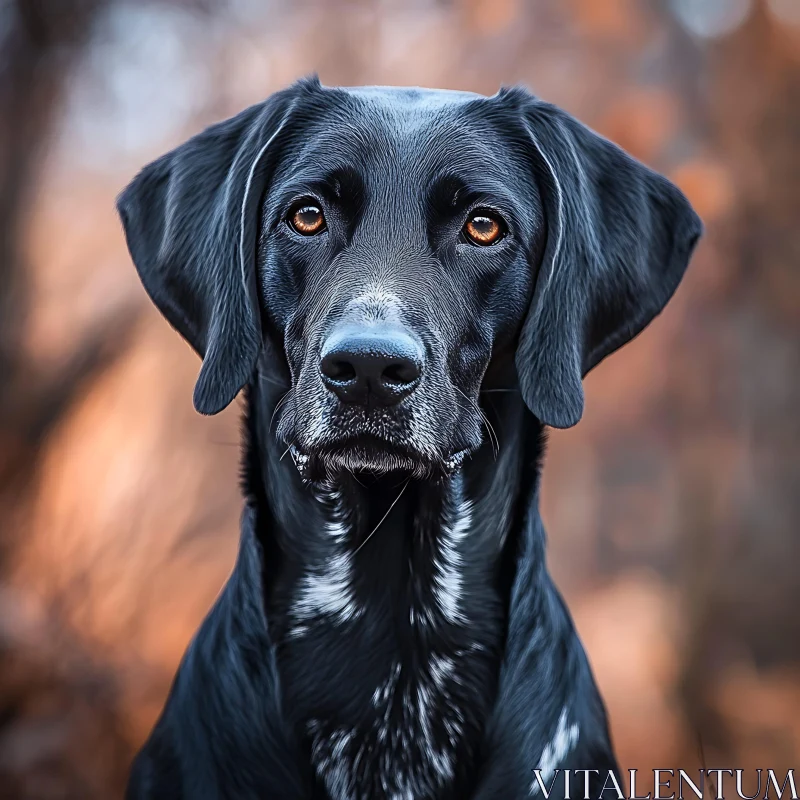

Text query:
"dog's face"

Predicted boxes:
[[118, 78, 701, 479], [261, 88, 541, 475]]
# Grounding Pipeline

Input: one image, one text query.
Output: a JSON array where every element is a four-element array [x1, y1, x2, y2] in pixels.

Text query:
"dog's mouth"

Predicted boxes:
[[288, 434, 470, 482], [277, 369, 485, 483]]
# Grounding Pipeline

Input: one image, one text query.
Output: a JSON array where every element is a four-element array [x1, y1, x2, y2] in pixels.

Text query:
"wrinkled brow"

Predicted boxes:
[[264, 166, 366, 227], [425, 171, 534, 236]]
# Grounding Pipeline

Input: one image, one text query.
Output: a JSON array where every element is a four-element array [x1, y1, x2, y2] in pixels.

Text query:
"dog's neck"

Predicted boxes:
[[243, 367, 546, 798]]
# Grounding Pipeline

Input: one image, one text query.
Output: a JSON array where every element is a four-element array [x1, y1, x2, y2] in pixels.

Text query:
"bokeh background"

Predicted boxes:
[[0, 0, 798, 797]]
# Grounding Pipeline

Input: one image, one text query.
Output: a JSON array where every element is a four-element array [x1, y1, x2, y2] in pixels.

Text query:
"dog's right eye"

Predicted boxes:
[[463, 210, 506, 246], [288, 203, 326, 236]]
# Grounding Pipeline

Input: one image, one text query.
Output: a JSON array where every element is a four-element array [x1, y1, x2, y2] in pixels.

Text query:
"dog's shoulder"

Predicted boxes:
[[127, 512, 317, 799], [473, 527, 618, 799]]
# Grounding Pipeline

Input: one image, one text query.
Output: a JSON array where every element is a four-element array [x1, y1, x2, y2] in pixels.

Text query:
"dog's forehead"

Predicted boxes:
[[282, 84, 518, 185]]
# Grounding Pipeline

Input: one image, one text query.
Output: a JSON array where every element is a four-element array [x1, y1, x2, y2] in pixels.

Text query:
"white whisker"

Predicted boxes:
[[456, 387, 499, 458], [270, 389, 293, 433], [353, 478, 410, 555]]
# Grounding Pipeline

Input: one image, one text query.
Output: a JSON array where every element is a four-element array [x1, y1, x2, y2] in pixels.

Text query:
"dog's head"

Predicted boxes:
[[118, 78, 701, 478]]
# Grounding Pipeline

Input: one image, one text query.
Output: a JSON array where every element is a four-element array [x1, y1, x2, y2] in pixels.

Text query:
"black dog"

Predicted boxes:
[[118, 78, 701, 800]]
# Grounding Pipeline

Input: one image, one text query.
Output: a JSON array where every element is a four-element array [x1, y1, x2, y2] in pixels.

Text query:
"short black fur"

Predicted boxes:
[[119, 77, 702, 800]]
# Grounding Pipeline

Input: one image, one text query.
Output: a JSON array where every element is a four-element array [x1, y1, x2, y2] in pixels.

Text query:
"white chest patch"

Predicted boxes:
[[290, 493, 362, 636], [529, 707, 580, 796], [431, 493, 472, 625], [309, 657, 466, 800]]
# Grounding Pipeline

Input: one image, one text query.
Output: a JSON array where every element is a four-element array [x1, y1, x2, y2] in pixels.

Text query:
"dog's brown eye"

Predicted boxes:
[[463, 211, 505, 246], [289, 204, 325, 235]]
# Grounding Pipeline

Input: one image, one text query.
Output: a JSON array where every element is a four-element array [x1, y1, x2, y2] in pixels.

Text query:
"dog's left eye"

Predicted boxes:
[[288, 203, 326, 235], [463, 211, 506, 246]]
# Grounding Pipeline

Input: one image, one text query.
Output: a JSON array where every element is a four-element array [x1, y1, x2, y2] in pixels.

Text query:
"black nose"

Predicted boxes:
[[320, 324, 424, 406]]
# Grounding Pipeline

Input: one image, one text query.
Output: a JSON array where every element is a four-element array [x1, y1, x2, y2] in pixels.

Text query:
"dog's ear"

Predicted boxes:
[[514, 97, 703, 428], [117, 85, 304, 414]]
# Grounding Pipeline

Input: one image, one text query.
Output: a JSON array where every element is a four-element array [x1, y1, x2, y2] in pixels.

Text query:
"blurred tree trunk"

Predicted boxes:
[[0, 0, 120, 501], [0, 3, 138, 796], [0, 0, 137, 502]]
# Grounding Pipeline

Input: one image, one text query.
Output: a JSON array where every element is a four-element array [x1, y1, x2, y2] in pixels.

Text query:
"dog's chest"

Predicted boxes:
[[277, 571, 500, 800], [305, 647, 482, 800], [272, 481, 503, 799], [277, 577, 500, 797]]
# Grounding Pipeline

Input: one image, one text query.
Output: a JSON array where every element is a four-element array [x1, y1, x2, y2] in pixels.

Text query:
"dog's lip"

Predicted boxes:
[[288, 441, 471, 478], [293, 432, 415, 459]]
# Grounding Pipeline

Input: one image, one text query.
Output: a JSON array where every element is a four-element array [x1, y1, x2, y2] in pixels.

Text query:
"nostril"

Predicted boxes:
[[382, 360, 421, 386], [323, 358, 357, 383]]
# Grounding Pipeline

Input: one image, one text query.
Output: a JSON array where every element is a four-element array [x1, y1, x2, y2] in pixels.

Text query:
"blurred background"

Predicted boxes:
[[0, 0, 797, 797]]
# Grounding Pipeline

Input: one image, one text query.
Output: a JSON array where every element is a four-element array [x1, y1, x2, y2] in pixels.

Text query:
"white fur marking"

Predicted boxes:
[[292, 549, 361, 623], [429, 654, 456, 689], [432, 481, 472, 624], [311, 655, 464, 799], [529, 708, 580, 796], [372, 662, 402, 709], [350, 287, 402, 314], [291, 493, 362, 635]]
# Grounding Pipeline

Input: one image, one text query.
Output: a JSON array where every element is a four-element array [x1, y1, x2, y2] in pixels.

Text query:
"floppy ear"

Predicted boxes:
[[514, 97, 703, 428], [117, 86, 302, 414]]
